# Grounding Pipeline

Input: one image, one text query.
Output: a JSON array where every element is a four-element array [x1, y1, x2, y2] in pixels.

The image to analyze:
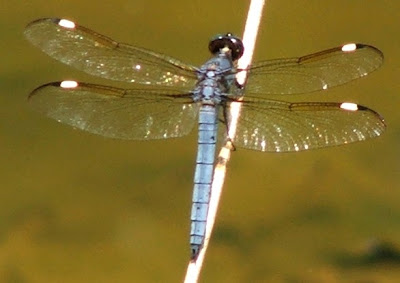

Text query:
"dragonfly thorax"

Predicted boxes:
[[194, 53, 236, 105]]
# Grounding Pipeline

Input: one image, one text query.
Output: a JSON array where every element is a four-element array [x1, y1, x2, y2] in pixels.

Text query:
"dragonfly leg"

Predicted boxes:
[[226, 137, 237, 151], [222, 105, 237, 151]]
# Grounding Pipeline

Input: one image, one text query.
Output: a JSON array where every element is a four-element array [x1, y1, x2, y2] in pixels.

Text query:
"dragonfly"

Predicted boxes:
[[24, 18, 386, 259]]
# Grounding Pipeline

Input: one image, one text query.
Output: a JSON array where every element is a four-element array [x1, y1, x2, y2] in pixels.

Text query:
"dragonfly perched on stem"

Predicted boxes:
[[24, 18, 385, 259]]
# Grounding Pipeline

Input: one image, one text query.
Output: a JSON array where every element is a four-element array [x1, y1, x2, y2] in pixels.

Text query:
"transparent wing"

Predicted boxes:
[[244, 44, 383, 95], [229, 97, 385, 152], [28, 81, 199, 140], [24, 18, 198, 89]]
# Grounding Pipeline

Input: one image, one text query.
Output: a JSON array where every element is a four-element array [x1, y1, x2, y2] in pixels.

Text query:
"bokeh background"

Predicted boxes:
[[1, 0, 400, 282]]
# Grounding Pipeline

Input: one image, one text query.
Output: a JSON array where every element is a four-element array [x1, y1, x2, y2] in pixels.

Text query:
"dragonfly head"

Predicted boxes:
[[209, 33, 244, 61]]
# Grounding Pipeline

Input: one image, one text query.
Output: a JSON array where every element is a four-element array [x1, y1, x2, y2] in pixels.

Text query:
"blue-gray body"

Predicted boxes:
[[190, 51, 236, 258]]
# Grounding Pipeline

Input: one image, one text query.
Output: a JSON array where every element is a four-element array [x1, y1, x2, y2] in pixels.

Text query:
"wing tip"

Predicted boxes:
[[354, 43, 384, 60], [28, 81, 63, 101], [25, 17, 58, 28], [24, 18, 62, 41], [357, 104, 386, 128]]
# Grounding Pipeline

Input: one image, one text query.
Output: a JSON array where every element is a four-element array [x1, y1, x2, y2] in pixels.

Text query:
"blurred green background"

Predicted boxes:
[[1, 0, 400, 282]]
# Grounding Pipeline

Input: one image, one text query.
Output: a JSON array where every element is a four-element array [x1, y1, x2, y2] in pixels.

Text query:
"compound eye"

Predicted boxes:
[[208, 33, 244, 60]]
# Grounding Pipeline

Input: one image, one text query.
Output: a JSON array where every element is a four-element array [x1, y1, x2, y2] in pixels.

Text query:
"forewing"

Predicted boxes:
[[28, 81, 199, 140], [24, 18, 198, 88], [245, 44, 383, 95], [230, 98, 385, 152]]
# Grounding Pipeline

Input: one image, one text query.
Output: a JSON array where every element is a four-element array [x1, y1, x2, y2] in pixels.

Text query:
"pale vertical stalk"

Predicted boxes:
[[184, 1, 266, 282]]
